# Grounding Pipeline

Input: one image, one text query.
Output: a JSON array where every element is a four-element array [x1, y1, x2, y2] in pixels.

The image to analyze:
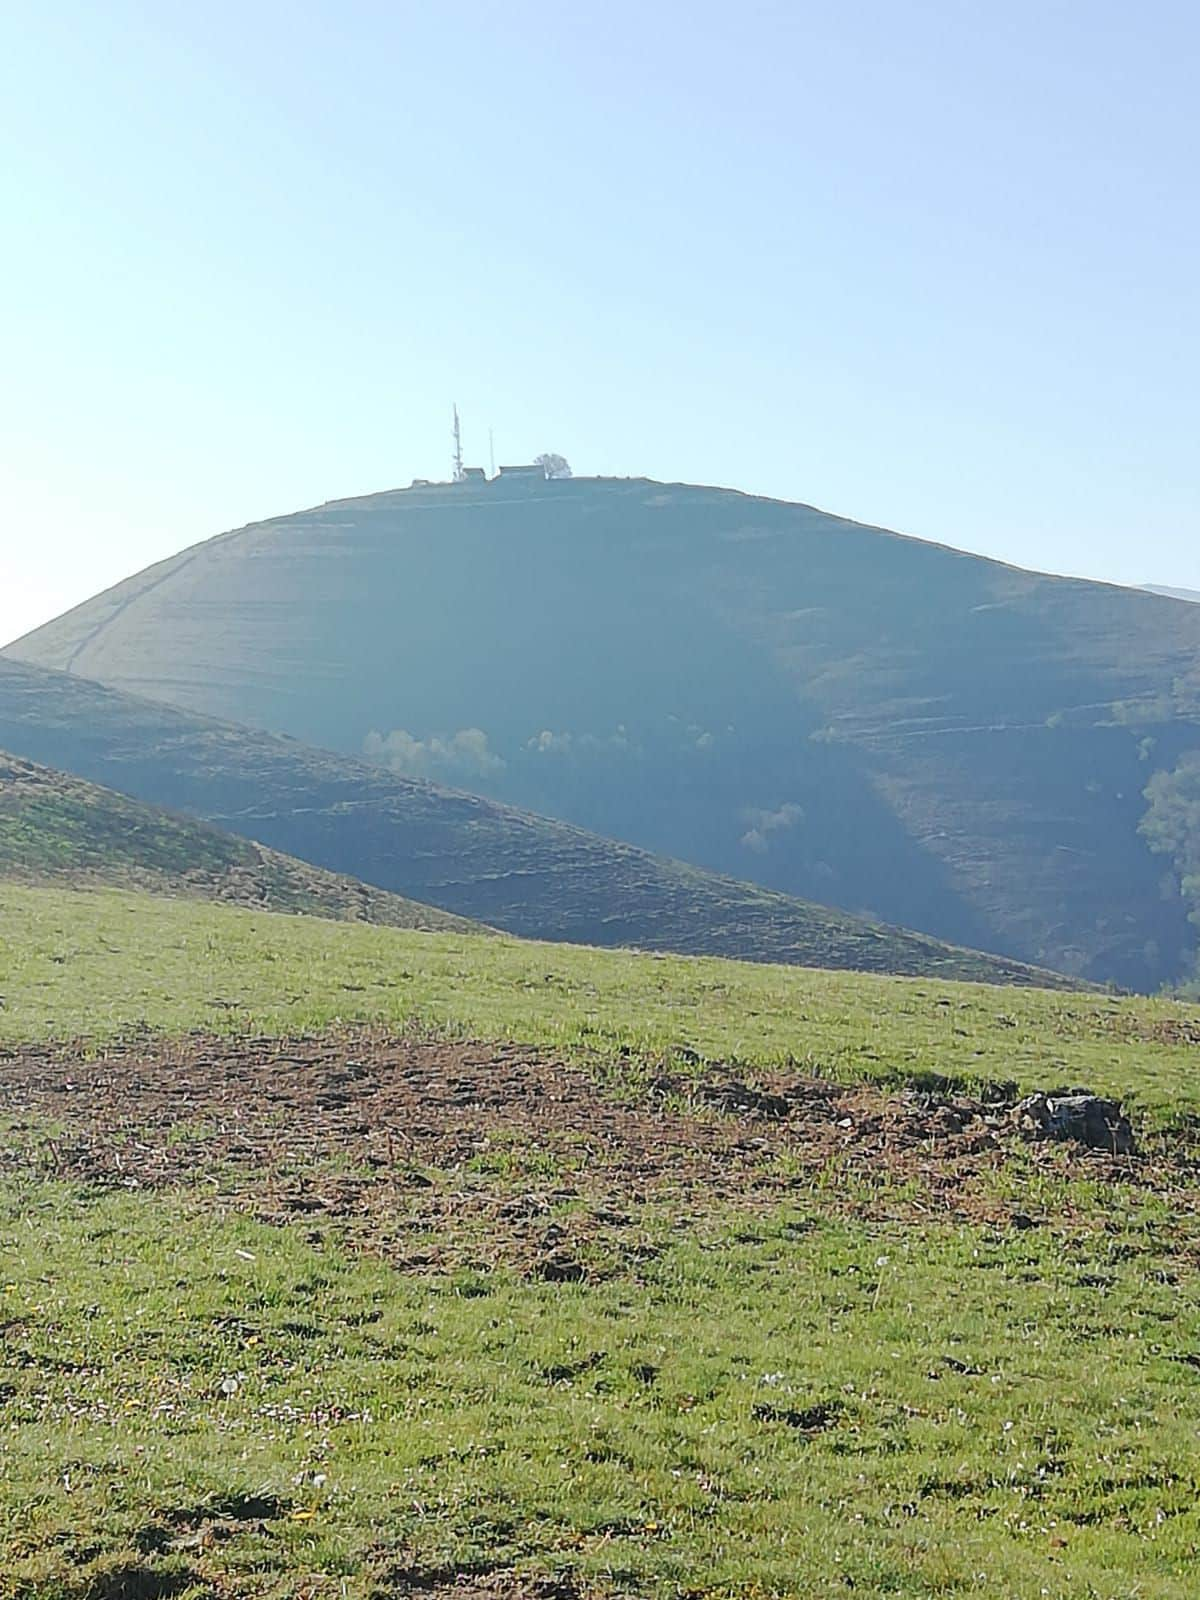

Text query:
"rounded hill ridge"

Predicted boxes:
[[0, 655, 1069, 988], [9, 476, 1200, 989], [0, 748, 482, 933]]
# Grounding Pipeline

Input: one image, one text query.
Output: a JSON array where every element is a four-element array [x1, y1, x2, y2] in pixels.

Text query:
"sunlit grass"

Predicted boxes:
[[2, 1181, 1199, 1598], [5, 883, 1200, 1594], [3, 882, 1199, 1118]]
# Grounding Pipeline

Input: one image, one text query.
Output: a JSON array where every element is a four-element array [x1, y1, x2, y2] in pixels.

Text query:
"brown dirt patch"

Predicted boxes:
[[1, 1030, 1195, 1272], [1058, 1006, 1200, 1049], [366, 1570, 596, 1600]]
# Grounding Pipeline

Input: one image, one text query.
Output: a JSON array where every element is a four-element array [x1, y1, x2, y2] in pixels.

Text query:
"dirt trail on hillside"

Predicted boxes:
[[0, 1030, 1193, 1273]]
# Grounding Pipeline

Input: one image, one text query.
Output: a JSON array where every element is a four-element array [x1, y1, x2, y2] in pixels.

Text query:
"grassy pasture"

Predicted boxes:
[[4, 881, 1200, 1597], [2, 1182, 1199, 1598], [1, 881, 1198, 1117]]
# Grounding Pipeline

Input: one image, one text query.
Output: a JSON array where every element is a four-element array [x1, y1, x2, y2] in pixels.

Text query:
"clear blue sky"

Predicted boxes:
[[2, 0, 1197, 645]]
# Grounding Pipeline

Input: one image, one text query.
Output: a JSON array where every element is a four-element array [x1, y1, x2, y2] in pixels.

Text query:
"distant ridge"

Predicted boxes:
[[1143, 584, 1200, 603], [0, 749, 482, 933], [0, 656, 1076, 987]]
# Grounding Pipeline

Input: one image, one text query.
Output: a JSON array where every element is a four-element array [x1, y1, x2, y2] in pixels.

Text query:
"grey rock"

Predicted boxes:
[[1015, 1091, 1135, 1155]]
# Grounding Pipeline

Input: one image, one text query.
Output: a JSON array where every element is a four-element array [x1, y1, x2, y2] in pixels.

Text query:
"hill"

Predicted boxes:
[[0, 656, 1071, 987], [9, 475, 1200, 989], [1144, 584, 1200, 603], [0, 750, 481, 932]]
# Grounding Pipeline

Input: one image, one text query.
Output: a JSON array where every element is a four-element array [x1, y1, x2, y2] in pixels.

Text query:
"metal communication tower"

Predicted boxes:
[[452, 404, 465, 482]]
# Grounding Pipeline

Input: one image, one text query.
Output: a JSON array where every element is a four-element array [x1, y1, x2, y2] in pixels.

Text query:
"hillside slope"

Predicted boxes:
[[0, 751, 481, 933], [0, 658, 1073, 987], [9, 476, 1200, 988]]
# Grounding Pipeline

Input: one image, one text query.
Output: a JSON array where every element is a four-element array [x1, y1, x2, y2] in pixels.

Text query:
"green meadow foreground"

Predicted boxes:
[[3, 882, 1200, 1598]]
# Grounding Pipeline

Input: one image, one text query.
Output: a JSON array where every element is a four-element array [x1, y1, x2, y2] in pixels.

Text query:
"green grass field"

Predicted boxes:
[[4, 1182, 1199, 1600], [2, 881, 1198, 1116], [3, 881, 1200, 1598]]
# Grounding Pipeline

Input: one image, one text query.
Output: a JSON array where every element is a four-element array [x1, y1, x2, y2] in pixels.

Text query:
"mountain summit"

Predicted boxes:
[[9, 475, 1200, 988]]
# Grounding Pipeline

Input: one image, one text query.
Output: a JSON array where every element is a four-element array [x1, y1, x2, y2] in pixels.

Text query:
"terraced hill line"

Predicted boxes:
[[0, 658, 1076, 986], [0, 750, 483, 932]]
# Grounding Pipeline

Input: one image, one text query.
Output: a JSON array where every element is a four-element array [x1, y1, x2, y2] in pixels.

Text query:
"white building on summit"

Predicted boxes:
[[407, 463, 548, 489]]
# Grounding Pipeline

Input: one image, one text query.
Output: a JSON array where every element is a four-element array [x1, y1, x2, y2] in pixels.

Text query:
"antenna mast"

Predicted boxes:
[[452, 404, 465, 482], [488, 427, 496, 479]]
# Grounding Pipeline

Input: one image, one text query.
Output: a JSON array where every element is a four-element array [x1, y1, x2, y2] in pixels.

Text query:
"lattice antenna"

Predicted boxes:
[[452, 404, 465, 482]]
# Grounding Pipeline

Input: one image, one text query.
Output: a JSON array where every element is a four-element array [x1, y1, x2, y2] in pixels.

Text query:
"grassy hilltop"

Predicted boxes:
[[10, 475, 1200, 989], [2, 881, 1200, 1598]]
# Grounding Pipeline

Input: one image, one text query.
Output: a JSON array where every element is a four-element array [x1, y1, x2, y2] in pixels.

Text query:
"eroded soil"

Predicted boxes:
[[2, 1030, 1194, 1278]]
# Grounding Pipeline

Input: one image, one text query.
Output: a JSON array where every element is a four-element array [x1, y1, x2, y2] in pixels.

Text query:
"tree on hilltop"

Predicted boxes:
[[535, 452, 572, 479]]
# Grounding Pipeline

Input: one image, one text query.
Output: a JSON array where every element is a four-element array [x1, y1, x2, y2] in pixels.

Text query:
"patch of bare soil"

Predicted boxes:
[[1, 1031, 1195, 1272], [366, 1569, 595, 1600], [1054, 1003, 1200, 1049]]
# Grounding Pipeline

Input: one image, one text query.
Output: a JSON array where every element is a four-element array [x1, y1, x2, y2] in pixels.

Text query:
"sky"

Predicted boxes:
[[2, 0, 1197, 646]]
